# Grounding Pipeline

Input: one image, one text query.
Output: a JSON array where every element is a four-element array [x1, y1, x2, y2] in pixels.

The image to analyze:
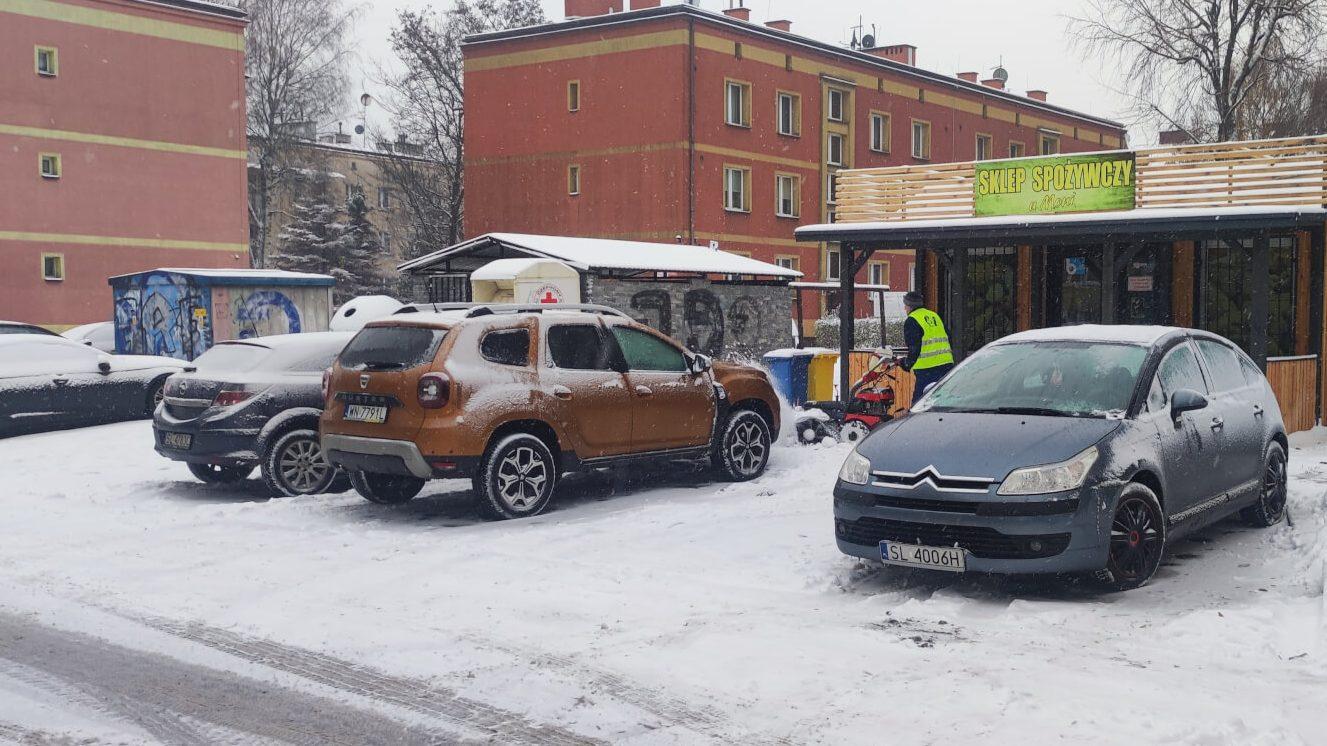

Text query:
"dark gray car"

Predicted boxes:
[[1, 335, 184, 438], [833, 325, 1288, 591], [153, 332, 354, 496]]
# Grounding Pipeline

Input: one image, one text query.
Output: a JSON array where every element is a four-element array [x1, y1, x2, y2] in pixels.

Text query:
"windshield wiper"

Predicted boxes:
[[966, 406, 1078, 417], [357, 361, 406, 371]]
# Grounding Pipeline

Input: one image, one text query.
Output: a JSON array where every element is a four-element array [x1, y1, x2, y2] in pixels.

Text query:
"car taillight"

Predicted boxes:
[[213, 388, 255, 408], [417, 373, 450, 409], [321, 368, 331, 401]]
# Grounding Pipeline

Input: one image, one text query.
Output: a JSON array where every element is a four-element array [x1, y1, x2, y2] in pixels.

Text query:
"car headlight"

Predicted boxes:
[[838, 449, 873, 485], [997, 446, 1099, 496]]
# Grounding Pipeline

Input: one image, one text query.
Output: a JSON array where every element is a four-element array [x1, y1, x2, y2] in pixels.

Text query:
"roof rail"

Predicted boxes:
[[393, 302, 631, 319]]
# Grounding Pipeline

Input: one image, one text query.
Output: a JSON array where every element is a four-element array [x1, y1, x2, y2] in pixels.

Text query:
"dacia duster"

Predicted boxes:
[[319, 304, 781, 519]]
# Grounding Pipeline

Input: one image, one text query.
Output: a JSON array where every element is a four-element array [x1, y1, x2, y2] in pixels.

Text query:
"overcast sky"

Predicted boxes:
[[341, 0, 1145, 144]]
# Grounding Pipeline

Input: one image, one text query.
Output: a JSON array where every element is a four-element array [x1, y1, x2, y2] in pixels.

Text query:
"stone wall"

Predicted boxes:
[[588, 276, 793, 361]]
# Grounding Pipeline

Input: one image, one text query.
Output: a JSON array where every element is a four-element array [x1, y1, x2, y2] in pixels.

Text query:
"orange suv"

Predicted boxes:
[[320, 304, 780, 518]]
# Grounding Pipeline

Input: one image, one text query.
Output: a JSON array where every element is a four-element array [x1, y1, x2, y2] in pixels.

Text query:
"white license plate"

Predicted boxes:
[[162, 432, 192, 450], [344, 404, 388, 424], [880, 542, 966, 572]]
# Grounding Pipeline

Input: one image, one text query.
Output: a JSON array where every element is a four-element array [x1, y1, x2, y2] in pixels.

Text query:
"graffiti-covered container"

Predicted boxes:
[[107, 268, 335, 360]]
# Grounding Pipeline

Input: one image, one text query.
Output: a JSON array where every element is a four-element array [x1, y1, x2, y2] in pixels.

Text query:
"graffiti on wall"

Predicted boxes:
[[683, 289, 725, 357], [231, 290, 302, 339], [113, 272, 211, 360], [624, 287, 779, 358], [629, 290, 674, 337]]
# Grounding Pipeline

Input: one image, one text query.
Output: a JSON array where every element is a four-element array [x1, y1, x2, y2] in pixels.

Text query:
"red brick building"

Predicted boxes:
[[0, 0, 248, 329], [463, 1, 1127, 326]]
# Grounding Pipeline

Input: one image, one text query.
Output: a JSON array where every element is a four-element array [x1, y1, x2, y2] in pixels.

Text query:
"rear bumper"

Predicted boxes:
[[152, 421, 260, 466], [323, 434, 460, 479]]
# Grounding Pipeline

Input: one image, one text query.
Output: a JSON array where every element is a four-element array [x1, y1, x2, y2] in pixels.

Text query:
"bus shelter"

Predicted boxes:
[[795, 136, 1327, 432]]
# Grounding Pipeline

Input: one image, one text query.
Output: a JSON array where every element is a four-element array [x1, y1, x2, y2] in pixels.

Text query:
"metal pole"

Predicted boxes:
[[948, 248, 968, 360], [795, 287, 805, 348], [1101, 241, 1117, 324], [839, 244, 855, 403], [1250, 231, 1271, 367]]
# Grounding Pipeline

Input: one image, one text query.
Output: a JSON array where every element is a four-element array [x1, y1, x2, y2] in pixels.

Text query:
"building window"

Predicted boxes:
[[723, 165, 750, 212], [377, 187, 392, 209], [911, 120, 931, 159], [39, 153, 61, 179], [826, 171, 839, 205], [869, 112, 890, 153], [568, 164, 581, 195], [827, 133, 845, 166], [824, 248, 842, 281], [725, 80, 751, 127], [827, 88, 847, 122], [41, 253, 64, 281], [868, 261, 889, 286], [975, 134, 993, 161], [1009, 141, 1025, 158], [776, 256, 800, 272], [1039, 133, 1060, 155], [381, 232, 392, 253], [777, 91, 800, 136], [567, 80, 580, 112], [775, 173, 800, 218], [35, 46, 58, 77], [346, 183, 364, 200]]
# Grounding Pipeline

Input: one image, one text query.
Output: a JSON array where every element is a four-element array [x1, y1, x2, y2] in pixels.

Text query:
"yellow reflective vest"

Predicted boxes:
[[909, 308, 955, 370]]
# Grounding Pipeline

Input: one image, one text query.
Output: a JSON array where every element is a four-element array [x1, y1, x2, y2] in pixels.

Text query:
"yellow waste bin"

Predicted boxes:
[[806, 351, 839, 402]]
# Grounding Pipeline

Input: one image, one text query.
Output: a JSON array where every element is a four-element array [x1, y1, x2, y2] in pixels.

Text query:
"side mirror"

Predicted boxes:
[[691, 354, 713, 374], [1170, 388, 1207, 419], [96, 355, 112, 374]]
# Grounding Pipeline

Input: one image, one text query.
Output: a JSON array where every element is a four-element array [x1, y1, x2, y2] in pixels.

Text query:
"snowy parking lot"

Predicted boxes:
[[2, 420, 1325, 744]]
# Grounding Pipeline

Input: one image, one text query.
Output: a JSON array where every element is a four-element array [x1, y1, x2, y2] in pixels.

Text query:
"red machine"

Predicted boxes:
[[797, 351, 902, 444]]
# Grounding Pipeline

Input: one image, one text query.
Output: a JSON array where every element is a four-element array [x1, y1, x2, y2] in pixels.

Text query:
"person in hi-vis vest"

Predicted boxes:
[[900, 291, 955, 405]]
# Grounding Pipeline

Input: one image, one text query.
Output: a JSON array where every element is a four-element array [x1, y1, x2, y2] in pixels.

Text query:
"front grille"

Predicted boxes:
[[872, 469, 993, 493], [836, 517, 1071, 559], [874, 495, 981, 513]]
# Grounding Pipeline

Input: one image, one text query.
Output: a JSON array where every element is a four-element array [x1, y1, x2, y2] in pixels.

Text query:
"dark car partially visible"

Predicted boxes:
[[153, 332, 354, 496]]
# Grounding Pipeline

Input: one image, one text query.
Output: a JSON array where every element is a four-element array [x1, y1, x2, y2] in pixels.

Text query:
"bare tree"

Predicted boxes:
[[243, 0, 355, 267], [377, 0, 545, 260], [1238, 61, 1327, 139], [1073, 0, 1322, 142]]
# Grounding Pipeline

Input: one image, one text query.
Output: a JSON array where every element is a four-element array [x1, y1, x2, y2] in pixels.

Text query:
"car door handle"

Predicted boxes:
[[634, 385, 653, 397], [1210, 416, 1224, 431], [52, 377, 69, 386], [551, 385, 573, 400]]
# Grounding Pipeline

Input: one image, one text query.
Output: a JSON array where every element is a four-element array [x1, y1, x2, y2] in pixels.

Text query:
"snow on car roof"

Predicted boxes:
[[398, 233, 803, 278], [213, 331, 355, 348], [997, 325, 1181, 346]]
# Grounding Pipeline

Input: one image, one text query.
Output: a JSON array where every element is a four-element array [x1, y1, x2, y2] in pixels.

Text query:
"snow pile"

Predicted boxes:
[[330, 295, 404, 331]]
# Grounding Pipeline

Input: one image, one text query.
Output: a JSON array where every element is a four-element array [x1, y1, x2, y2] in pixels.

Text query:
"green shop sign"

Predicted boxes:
[[973, 152, 1136, 217]]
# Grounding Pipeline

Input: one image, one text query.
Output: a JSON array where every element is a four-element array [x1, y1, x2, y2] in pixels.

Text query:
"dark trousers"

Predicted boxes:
[[911, 364, 953, 405]]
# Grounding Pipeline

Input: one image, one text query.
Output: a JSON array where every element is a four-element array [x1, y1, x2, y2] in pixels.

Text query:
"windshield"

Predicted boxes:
[[339, 326, 445, 371], [916, 341, 1148, 417]]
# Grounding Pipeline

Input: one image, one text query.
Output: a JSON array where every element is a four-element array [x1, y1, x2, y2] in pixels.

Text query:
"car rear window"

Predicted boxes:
[[340, 326, 444, 371], [192, 343, 270, 372], [480, 329, 530, 367], [548, 325, 614, 370]]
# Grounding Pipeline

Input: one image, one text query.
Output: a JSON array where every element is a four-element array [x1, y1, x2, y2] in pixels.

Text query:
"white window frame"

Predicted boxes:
[[975, 133, 992, 161], [775, 173, 799, 218], [824, 248, 842, 282], [827, 88, 846, 122], [776, 256, 800, 271], [35, 46, 58, 77], [568, 164, 581, 196], [377, 186, 391, 209], [827, 133, 845, 166], [567, 80, 580, 112], [1039, 133, 1060, 155], [723, 165, 750, 212], [911, 120, 931, 159], [725, 80, 750, 127], [1009, 141, 1025, 158], [869, 112, 890, 153], [39, 152, 61, 179], [777, 91, 799, 136], [41, 253, 64, 281], [826, 171, 839, 205]]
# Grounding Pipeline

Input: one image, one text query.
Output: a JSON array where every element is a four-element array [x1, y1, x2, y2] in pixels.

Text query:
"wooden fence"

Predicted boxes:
[[833, 135, 1327, 224], [1266, 356, 1317, 434], [847, 350, 915, 415]]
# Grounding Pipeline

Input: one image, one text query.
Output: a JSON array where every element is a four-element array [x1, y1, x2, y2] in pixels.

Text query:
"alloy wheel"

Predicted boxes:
[[1261, 452, 1288, 521], [278, 438, 331, 494], [1108, 496, 1164, 581], [727, 420, 767, 477], [496, 446, 548, 510]]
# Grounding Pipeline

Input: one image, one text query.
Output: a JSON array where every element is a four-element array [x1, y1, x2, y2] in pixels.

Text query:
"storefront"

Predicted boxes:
[[796, 136, 1327, 432]]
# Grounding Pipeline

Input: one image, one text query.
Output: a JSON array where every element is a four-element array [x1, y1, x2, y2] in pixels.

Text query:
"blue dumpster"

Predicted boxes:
[[763, 350, 814, 405]]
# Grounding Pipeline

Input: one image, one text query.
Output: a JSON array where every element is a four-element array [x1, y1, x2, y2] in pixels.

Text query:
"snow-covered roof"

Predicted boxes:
[[470, 258, 578, 281], [107, 268, 335, 287], [398, 233, 803, 279], [996, 325, 1181, 346]]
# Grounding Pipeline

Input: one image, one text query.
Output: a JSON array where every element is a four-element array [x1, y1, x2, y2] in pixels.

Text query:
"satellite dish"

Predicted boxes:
[[359, 93, 373, 107], [861, 33, 876, 49], [992, 65, 1009, 82], [354, 124, 365, 135]]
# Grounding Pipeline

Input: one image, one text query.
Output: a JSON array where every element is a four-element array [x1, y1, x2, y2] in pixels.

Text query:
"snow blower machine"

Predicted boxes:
[[796, 349, 904, 445]]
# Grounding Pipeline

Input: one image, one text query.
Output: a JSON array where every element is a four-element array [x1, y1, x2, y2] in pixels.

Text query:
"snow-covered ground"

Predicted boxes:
[[1, 421, 1324, 743]]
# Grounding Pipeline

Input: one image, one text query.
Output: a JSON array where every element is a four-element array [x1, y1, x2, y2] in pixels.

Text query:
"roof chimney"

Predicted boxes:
[[1026, 89, 1047, 101], [721, 2, 751, 22], [981, 77, 1005, 90], [765, 19, 792, 32], [957, 71, 979, 82], [628, 0, 660, 8], [865, 44, 916, 66], [564, 0, 622, 19]]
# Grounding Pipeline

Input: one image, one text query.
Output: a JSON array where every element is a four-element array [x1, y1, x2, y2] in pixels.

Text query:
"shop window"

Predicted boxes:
[[42, 253, 65, 281], [1009, 141, 1025, 158], [723, 165, 750, 212], [775, 173, 799, 218], [567, 80, 580, 112], [870, 112, 890, 153], [1199, 237, 1295, 357], [827, 88, 847, 122], [568, 164, 581, 195], [827, 133, 845, 166], [725, 80, 751, 127], [911, 120, 931, 159], [777, 91, 800, 136], [1039, 133, 1060, 155], [975, 134, 993, 161], [35, 46, 58, 77], [40, 153, 61, 179]]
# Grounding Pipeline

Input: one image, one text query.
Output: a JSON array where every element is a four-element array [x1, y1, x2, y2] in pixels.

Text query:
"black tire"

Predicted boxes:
[[1241, 442, 1288, 528], [350, 471, 425, 505], [712, 409, 772, 481], [327, 473, 352, 494], [1093, 483, 1166, 592], [261, 429, 338, 497], [473, 433, 558, 520], [146, 377, 167, 415], [188, 462, 253, 484]]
